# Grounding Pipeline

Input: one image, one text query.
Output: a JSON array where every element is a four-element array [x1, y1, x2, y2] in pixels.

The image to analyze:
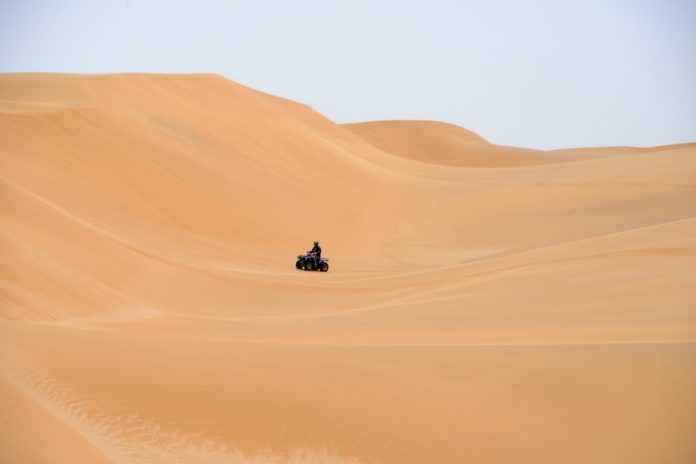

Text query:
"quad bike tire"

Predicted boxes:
[[320, 262, 329, 272], [295, 260, 304, 270]]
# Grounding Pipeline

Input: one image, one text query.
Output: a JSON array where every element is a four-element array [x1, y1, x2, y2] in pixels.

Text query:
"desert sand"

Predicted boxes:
[[1, 73, 695, 463]]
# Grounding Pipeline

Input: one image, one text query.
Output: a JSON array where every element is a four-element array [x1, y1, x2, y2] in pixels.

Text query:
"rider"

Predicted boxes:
[[309, 240, 321, 267]]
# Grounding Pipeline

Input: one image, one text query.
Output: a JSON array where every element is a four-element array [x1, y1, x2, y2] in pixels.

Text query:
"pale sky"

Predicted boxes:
[[1, 0, 695, 149]]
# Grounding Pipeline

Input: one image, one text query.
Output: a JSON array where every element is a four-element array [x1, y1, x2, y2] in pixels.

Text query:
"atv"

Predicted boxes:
[[296, 252, 329, 272]]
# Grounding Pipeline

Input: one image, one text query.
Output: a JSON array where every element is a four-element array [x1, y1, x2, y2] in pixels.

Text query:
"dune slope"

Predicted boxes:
[[2, 73, 696, 463]]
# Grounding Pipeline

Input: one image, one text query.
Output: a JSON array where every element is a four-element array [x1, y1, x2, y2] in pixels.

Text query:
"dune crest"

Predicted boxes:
[[2, 73, 695, 463]]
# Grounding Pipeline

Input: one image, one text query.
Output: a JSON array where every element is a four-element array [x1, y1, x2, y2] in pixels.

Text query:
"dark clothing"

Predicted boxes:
[[308, 244, 322, 267]]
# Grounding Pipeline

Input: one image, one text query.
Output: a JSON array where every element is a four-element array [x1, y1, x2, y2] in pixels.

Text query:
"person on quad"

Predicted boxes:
[[309, 241, 321, 268]]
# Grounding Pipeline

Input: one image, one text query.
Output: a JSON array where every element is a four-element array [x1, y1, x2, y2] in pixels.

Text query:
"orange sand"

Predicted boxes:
[[2, 73, 695, 463]]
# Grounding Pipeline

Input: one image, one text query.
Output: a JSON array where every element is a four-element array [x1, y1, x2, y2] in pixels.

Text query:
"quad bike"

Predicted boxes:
[[296, 252, 329, 272]]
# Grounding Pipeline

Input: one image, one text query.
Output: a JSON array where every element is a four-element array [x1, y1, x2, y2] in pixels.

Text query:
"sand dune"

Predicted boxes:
[[343, 119, 654, 167], [344, 120, 696, 168], [2, 73, 695, 463]]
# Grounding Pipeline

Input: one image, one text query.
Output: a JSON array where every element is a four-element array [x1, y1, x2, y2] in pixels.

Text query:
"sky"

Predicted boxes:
[[1, 0, 695, 149]]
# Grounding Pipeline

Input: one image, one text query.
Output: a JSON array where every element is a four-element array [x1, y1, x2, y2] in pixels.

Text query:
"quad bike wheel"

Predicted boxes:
[[295, 260, 303, 270], [320, 262, 329, 272]]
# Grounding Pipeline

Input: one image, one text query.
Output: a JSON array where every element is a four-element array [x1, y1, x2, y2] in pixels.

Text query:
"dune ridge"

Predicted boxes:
[[342, 119, 693, 167], [2, 73, 695, 463]]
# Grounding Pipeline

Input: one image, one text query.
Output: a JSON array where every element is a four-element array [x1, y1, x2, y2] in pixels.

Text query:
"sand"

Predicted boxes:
[[1, 73, 695, 463]]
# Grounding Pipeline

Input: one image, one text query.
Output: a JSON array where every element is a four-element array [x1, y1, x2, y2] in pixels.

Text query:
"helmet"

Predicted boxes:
[[313, 241, 319, 245]]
